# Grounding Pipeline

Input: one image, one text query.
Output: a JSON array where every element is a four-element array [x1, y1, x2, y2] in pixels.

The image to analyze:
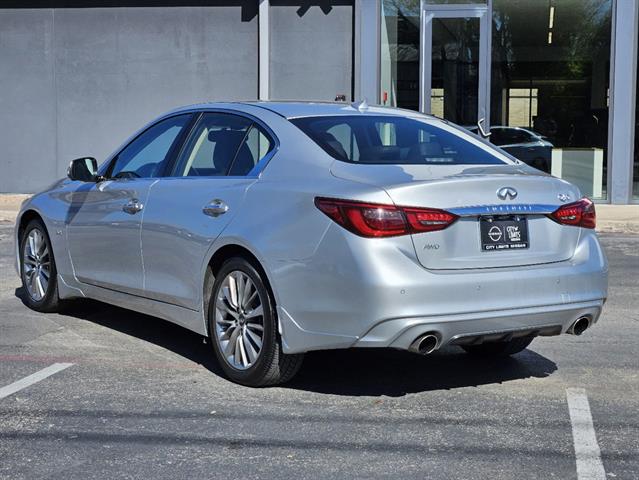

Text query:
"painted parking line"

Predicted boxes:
[[0, 363, 73, 400], [566, 388, 606, 480]]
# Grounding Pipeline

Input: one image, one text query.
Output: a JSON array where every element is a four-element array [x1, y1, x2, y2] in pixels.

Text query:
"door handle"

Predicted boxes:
[[122, 198, 144, 215], [203, 199, 229, 218]]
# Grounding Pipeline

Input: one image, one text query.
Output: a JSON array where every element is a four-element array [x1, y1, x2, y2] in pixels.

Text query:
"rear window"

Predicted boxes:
[[291, 115, 506, 165]]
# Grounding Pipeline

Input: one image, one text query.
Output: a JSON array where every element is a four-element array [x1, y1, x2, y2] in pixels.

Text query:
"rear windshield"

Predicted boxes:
[[291, 115, 506, 165]]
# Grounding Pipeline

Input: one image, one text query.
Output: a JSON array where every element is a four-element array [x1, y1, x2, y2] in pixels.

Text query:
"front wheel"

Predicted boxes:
[[208, 257, 303, 387], [19, 219, 62, 313], [461, 337, 533, 357]]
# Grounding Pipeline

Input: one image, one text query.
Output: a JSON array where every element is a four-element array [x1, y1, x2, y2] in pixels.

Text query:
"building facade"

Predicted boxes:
[[1, 0, 637, 204]]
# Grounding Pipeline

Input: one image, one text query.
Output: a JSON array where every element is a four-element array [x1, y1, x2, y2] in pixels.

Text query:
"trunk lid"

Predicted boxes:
[[331, 162, 582, 270]]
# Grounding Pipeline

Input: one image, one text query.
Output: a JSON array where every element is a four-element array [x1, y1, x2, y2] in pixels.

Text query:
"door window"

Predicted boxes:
[[173, 113, 253, 177], [228, 124, 275, 176], [108, 114, 191, 179]]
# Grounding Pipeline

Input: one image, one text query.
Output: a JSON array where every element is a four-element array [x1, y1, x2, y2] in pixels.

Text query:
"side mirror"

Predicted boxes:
[[67, 157, 98, 182]]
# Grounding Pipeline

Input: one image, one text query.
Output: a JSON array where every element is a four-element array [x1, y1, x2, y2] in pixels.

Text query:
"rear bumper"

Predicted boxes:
[[355, 299, 603, 351], [273, 225, 608, 354]]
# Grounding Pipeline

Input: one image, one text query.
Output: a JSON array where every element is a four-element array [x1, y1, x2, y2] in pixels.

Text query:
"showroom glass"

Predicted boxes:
[[291, 115, 505, 165], [381, 0, 612, 200], [109, 114, 191, 179], [431, 17, 480, 125], [380, 0, 420, 110], [491, 0, 612, 199], [173, 113, 253, 177], [380, 1, 481, 124]]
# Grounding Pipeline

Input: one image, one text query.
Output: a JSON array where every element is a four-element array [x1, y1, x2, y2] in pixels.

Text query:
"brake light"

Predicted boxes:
[[315, 197, 458, 238], [549, 198, 596, 229]]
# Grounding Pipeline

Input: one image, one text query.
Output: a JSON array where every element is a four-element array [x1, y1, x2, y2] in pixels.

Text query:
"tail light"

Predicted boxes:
[[315, 197, 458, 238], [549, 198, 596, 229]]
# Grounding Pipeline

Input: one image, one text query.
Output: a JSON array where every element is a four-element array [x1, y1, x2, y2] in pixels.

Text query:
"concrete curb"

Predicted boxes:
[[1, 193, 637, 233]]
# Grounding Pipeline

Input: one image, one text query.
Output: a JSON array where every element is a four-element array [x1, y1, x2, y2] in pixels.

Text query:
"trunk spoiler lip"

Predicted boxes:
[[448, 204, 559, 217]]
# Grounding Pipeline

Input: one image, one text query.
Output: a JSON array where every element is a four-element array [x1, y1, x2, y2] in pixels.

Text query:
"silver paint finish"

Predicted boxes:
[[14, 102, 609, 356]]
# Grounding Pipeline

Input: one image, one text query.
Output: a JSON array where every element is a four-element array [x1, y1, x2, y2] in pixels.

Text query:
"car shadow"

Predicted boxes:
[[287, 347, 556, 397], [16, 288, 558, 396]]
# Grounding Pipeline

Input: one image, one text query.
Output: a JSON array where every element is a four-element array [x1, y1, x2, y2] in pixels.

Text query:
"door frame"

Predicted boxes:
[[419, 2, 492, 128]]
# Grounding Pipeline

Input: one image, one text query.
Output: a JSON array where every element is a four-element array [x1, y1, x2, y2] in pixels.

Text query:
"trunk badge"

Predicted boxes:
[[497, 187, 518, 200], [558, 193, 571, 202]]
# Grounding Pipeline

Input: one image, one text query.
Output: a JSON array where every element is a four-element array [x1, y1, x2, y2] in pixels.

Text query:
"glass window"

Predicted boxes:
[[173, 113, 252, 177], [381, 0, 420, 111], [228, 125, 275, 176], [491, 0, 612, 199], [291, 115, 506, 165], [109, 114, 190, 179]]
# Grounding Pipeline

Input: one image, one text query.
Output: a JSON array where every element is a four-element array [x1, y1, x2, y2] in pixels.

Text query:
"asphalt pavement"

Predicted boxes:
[[0, 223, 637, 479]]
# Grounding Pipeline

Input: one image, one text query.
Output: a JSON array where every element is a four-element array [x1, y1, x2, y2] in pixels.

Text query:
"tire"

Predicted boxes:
[[461, 337, 534, 357], [19, 219, 63, 313], [207, 257, 303, 387]]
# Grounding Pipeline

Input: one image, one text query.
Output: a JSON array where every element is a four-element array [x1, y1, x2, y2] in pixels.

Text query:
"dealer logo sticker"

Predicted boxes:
[[488, 226, 502, 242], [506, 225, 521, 242]]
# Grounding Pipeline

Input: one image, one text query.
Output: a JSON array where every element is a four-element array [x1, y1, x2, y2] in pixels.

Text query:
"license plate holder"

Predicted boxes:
[[480, 216, 529, 251]]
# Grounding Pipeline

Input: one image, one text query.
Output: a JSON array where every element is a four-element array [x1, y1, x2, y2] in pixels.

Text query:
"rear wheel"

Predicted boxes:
[[207, 257, 303, 387], [461, 337, 533, 357], [19, 219, 62, 313]]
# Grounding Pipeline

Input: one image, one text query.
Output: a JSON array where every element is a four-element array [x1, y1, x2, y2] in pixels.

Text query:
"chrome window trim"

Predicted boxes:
[[98, 107, 280, 180], [165, 107, 280, 179], [448, 204, 559, 217], [97, 112, 195, 179]]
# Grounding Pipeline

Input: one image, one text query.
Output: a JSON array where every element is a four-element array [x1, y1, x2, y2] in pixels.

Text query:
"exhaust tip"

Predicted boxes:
[[410, 333, 439, 355], [568, 317, 591, 336]]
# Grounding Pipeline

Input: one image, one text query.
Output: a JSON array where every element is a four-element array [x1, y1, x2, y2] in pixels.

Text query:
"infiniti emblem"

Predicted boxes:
[[497, 186, 518, 200]]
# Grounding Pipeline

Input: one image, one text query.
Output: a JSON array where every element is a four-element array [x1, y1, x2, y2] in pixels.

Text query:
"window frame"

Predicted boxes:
[[102, 113, 196, 180], [165, 109, 280, 179]]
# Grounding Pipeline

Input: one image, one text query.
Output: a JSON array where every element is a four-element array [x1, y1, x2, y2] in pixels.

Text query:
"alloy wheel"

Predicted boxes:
[[214, 270, 265, 370], [23, 228, 51, 301]]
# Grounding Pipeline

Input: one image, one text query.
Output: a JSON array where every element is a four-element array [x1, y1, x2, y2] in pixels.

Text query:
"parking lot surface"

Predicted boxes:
[[0, 223, 637, 479]]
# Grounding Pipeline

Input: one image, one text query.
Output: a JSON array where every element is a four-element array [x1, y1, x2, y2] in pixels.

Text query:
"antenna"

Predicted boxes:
[[351, 98, 369, 112]]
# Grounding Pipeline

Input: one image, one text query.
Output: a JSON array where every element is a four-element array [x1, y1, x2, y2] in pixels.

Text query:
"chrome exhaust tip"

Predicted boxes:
[[567, 317, 591, 336], [409, 333, 439, 355]]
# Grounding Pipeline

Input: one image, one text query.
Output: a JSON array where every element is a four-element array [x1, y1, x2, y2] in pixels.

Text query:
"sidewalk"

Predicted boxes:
[[1, 193, 637, 233]]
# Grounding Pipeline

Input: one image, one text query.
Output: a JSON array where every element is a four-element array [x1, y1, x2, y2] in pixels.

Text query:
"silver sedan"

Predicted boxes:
[[14, 102, 608, 386]]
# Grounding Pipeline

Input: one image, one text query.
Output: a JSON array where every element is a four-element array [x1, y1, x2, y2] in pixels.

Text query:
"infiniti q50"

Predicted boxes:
[[15, 102, 608, 386]]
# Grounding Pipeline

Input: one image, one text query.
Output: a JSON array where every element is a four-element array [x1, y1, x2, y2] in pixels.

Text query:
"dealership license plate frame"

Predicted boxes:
[[479, 216, 529, 251]]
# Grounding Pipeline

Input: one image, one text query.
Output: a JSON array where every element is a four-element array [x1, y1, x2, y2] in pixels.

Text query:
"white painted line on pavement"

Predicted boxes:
[[0, 363, 73, 400], [566, 388, 606, 480]]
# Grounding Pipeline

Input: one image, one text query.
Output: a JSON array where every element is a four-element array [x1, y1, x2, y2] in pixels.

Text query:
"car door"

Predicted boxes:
[[141, 112, 276, 312], [66, 114, 192, 295]]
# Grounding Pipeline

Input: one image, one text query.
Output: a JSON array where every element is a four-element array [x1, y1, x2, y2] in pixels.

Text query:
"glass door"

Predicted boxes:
[[420, 4, 491, 129]]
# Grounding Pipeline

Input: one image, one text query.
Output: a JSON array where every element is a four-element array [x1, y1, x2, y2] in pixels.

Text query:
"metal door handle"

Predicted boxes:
[[123, 199, 144, 215], [203, 199, 228, 217]]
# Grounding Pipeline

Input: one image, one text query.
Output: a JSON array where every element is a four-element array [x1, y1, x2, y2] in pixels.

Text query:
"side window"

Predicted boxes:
[[173, 113, 252, 177], [228, 124, 275, 176], [109, 114, 191, 179]]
